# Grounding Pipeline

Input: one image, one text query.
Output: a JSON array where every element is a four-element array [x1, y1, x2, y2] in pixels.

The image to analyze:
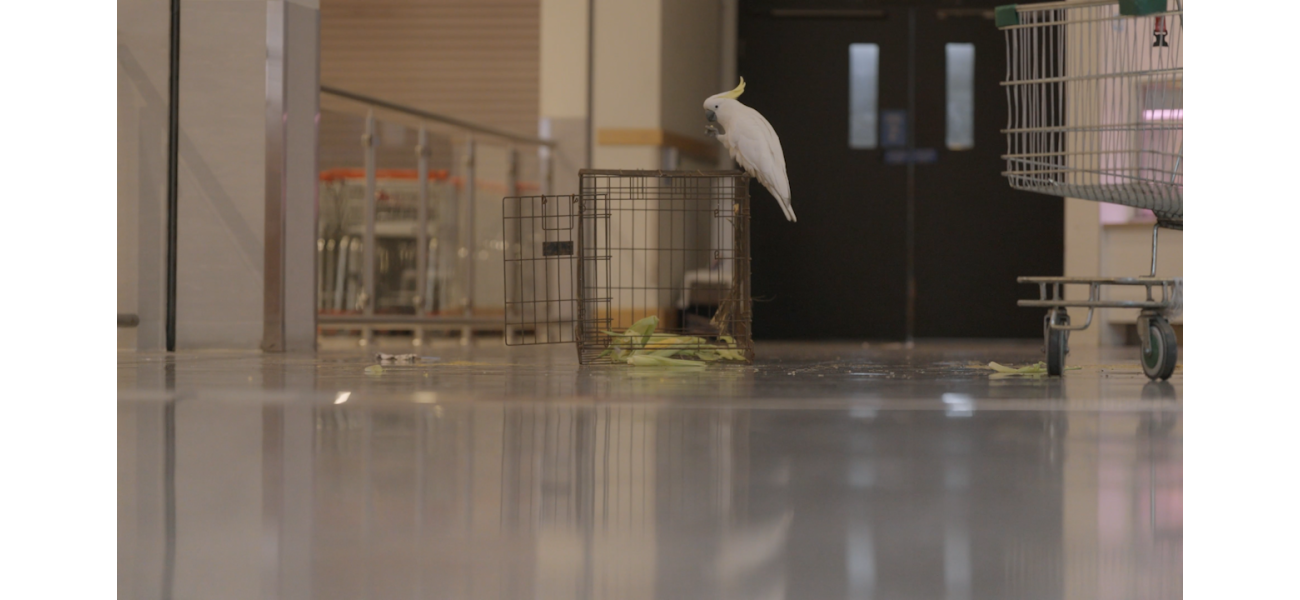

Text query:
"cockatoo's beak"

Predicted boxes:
[[705, 109, 717, 122]]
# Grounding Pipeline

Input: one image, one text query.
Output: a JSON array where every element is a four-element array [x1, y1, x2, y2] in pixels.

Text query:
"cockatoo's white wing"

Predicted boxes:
[[728, 106, 795, 222]]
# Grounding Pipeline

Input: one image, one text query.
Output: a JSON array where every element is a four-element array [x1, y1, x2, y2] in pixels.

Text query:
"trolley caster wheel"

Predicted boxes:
[[1047, 328, 1069, 376], [1044, 311, 1070, 376], [1140, 316, 1178, 381]]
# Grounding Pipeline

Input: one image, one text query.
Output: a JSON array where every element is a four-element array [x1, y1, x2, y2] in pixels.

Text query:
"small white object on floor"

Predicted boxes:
[[375, 353, 420, 364]]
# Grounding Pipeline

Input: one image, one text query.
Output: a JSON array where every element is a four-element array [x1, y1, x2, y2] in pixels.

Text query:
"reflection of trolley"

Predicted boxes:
[[997, 0, 1183, 379]]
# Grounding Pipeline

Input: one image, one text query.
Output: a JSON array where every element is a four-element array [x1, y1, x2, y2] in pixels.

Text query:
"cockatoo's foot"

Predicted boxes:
[[705, 123, 726, 138]]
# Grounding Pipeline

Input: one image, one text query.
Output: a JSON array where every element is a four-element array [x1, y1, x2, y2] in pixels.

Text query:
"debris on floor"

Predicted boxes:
[[364, 365, 384, 376], [986, 361, 1081, 376], [375, 353, 419, 364], [627, 355, 707, 368], [599, 315, 746, 366]]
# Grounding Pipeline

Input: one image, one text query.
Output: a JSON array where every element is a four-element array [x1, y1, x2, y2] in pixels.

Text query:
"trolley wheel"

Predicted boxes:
[[1044, 310, 1070, 376], [1140, 316, 1178, 381], [1047, 327, 1069, 376]]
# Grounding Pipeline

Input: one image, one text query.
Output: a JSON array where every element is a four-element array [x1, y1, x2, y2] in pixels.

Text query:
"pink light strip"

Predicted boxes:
[[1143, 109, 1183, 121]]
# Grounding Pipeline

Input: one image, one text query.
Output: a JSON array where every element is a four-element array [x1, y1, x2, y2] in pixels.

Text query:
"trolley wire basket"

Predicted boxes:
[[503, 170, 754, 365], [999, 0, 1182, 228], [997, 0, 1183, 379]]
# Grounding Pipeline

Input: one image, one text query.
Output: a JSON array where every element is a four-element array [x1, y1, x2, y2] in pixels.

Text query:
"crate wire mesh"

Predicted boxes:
[[1001, 0, 1182, 227], [503, 170, 753, 365]]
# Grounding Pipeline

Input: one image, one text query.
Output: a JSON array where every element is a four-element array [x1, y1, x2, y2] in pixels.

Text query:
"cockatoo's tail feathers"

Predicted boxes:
[[709, 77, 745, 101]]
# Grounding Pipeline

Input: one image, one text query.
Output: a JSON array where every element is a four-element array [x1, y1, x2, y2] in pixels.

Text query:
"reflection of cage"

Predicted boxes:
[[310, 404, 757, 598], [503, 170, 754, 365], [998, 1, 1183, 380]]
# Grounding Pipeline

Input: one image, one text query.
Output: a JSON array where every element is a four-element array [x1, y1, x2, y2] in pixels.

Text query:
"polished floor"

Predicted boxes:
[[118, 339, 1181, 599]]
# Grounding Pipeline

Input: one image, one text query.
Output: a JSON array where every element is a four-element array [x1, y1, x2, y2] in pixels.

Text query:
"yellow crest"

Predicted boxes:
[[718, 77, 746, 99]]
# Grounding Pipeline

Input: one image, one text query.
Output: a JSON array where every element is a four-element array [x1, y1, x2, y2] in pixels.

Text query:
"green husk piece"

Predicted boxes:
[[709, 335, 745, 360], [601, 320, 751, 365], [989, 361, 1045, 374], [694, 349, 722, 361], [629, 315, 660, 347], [627, 354, 707, 368], [635, 338, 714, 359], [364, 365, 384, 376], [643, 336, 705, 349], [988, 361, 1081, 375], [603, 330, 676, 341], [600, 316, 662, 362], [717, 348, 746, 361]]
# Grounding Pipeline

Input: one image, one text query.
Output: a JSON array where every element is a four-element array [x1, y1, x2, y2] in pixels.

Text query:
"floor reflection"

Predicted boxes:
[[118, 399, 1181, 600]]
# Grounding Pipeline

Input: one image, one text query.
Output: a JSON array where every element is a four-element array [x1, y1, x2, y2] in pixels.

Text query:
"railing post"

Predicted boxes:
[[316, 90, 562, 343], [415, 127, 430, 347], [508, 145, 520, 196], [362, 110, 377, 346], [1149, 223, 1159, 278], [460, 136, 476, 344], [541, 143, 553, 196], [333, 235, 349, 310]]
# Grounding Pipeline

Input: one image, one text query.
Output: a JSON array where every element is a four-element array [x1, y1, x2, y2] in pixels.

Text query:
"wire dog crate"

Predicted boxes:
[[503, 170, 754, 365], [997, 0, 1183, 379]]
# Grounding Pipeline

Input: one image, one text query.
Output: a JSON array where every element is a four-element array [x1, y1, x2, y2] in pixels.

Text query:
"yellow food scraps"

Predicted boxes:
[[986, 361, 1081, 376], [597, 317, 747, 365]]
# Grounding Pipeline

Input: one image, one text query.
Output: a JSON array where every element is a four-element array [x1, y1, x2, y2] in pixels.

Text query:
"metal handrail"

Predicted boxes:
[[317, 87, 556, 346], [321, 85, 555, 148], [1006, 0, 1135, 12]]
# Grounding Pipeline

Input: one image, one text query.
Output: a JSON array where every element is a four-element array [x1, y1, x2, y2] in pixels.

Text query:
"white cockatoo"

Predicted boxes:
[[704, 78, 795, 222]]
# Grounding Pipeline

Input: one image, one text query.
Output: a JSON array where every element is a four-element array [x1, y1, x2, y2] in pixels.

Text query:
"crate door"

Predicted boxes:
[[502, 195, 581, 345]]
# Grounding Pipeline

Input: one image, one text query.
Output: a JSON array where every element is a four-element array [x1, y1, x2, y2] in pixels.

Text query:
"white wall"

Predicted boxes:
[[118, 0, 172, 351], [1099, 224, 1182, 345], [659, 0, 721, 147], [1064, 199, 1183, 347], [120, 0, 320, 351], [540, 0, 588, 121], [173, 0, 269, 349], [539, 0, 590, 196], [591, 0, 662, 170], [1063, 198, 1102, 346]]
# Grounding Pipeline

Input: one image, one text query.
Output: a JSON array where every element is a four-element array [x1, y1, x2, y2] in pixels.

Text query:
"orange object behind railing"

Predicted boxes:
[[318, 168, 541, 193]]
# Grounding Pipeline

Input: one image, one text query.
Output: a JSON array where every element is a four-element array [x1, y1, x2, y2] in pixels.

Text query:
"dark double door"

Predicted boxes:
[[739, 1, 1063, 340]]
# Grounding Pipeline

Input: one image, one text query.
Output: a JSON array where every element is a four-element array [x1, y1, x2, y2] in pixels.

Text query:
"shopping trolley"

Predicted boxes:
[[997, 0, 1182, 379]]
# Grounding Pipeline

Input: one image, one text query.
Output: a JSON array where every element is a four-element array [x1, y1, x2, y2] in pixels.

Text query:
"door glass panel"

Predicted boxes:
[[945, 43, 975, 150], [849, 43, 879, 149]]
